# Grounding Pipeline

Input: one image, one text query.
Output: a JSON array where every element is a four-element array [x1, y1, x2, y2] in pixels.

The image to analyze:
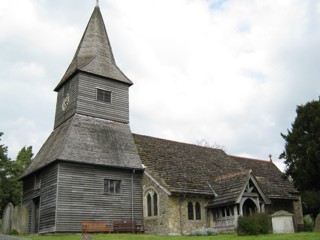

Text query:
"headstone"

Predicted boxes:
[[1, 203, 14, 234], [11, 205, 29, 235], [271, 210, 294, 234], [315, 213, 320, 232], [82, 235, 93, 240]]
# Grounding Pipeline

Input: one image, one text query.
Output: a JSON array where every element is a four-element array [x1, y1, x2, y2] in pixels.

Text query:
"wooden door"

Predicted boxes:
[[32, 197, 40, 234]]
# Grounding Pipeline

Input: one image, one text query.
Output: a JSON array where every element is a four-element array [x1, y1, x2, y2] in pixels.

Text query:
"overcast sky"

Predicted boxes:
[[1, 0, 320, 171]]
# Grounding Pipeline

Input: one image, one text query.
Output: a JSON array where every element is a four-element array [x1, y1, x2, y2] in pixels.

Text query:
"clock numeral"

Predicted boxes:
[[62, 94, 70, 111]]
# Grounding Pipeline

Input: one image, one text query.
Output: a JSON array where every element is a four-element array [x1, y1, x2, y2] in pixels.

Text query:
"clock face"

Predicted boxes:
[[62, 94, 70, 111]]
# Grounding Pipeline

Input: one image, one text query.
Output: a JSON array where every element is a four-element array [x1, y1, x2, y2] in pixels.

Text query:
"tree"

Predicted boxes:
[[195, 138, 226, 151], [0, 132, 33, 215], [0, 132, 13, 215], [280, 98, 320, 215], [14, 146, 33, 176], [11, 146, 33, 208]]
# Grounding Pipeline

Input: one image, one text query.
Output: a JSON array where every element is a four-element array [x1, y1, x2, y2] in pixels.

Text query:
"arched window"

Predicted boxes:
[[147, 193, 152, 217], [153, 192, 158, 216], [145, 189, 159, 217], [195, 202, 201, 220], [188, 202, 194, 220]]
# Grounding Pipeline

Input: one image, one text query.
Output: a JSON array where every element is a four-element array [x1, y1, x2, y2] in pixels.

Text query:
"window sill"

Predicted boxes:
[[145, 216, 159, 220]]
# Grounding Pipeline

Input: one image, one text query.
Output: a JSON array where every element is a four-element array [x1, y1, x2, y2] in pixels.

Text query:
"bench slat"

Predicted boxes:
[[82, 221, 113, 235], [113, 220, 144, 233]]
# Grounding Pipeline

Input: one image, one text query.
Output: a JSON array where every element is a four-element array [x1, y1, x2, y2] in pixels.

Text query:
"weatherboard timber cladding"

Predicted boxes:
[[22, 163, 58, 234], [54, 75, 78, 129], [38, 164, 58, 233], [55, 162, 143, 232], [77, 72, 130, 124], [22, 175, 35, 233], [54, 72, 129, 129]]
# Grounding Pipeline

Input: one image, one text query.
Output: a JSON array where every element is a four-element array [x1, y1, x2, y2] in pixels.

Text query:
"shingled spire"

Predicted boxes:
[[54, 5, 132, 91]]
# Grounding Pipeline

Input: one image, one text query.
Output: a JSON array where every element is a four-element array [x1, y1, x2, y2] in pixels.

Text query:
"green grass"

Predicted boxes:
[[16, 232, 320, 240]]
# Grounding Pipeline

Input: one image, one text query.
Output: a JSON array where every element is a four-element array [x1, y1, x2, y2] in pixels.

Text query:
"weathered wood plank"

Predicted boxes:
[[22, 163, 58, 234], [77, 72, 130, 124], [56, 162, 143, 232]]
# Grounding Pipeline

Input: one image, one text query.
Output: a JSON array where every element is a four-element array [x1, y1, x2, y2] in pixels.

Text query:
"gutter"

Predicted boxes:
[[131, 169, 135, 222]]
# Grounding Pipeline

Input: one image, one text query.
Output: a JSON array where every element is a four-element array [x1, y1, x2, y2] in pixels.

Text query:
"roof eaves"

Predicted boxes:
[[58, 159, 144, 171], [171, 191, 217, 198], [206, 200, 237, 208]]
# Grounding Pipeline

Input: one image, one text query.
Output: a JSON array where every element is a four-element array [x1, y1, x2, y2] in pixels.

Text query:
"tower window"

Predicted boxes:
[[97, 89, 112, 103], [104, 179, 121, 194]]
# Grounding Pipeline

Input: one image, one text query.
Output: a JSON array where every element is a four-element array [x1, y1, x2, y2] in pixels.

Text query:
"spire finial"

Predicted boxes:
[[96, 0, 99, 7]]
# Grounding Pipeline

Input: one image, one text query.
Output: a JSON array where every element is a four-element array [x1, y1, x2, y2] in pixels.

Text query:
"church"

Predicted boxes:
[[20, 4, 303, 235]]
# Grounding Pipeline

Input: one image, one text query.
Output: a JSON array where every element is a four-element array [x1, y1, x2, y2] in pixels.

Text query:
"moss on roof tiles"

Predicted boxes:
[[134, 134, 299, 201], [21, 114, 142, 178]]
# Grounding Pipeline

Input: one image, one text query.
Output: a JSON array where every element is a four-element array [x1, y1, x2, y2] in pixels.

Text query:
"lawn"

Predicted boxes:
[[17, 232, 320, 240]]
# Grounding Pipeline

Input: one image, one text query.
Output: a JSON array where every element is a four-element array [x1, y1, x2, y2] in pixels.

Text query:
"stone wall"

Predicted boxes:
[[143, 174, 171, 234], [178, 197, 209, 235], [143, 174, 210, 235]]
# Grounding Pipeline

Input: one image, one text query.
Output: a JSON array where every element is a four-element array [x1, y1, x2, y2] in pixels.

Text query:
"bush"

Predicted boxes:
[[304, 215, 314, 231], [237, 213, 271, 235], [9, 229, 19, 235], [190, 227, 219, 236]]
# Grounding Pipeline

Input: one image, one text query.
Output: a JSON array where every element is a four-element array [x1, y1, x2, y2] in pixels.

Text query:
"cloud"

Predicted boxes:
[[112, 0, 320, 161], [1, 0, 320, 173]]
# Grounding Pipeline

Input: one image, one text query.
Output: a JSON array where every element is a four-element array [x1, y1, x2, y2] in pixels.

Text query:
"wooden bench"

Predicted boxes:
[[113, 220, 144, 233], [82, 221, 113, 235]]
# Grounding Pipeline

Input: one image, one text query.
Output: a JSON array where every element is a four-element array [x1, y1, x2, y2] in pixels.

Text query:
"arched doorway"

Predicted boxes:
[[242, 198, 257, 217]]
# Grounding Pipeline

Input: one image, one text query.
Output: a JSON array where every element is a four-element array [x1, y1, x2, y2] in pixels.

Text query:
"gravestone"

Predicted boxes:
[[271, 210, 294, 234], [1, 203, 14, 234], [315, 213, 320, 232], [82, 235, 93, 240], [11, 205, 29, 234]]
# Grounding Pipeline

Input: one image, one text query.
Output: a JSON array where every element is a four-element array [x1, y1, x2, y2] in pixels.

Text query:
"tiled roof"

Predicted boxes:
[[209, 170, 250, 206], [54, 6, 132, 91], [230, 156, 298, 199], [21, 114, 142, 178], [133, 134, 299, 202], [133, 134, 243, 196]]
